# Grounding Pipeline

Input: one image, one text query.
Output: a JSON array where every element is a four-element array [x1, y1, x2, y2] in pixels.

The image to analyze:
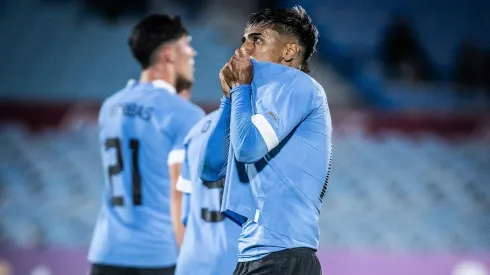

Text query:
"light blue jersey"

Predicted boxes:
[[175, 110, 241, 275], [88, 80, 204, 267], [199, 60, 332, 262]]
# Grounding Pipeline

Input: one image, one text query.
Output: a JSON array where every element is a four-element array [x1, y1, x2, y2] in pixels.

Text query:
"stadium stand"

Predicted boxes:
[[285, 0, 490, 110], [324, 130, 490, 251], [1, 121, 488, 251], [0, 0, 233, 105], [0, 0, 354, 108]]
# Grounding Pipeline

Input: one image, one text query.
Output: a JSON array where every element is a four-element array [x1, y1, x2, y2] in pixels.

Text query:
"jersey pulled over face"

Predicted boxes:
[[88, 80, 204, 268]]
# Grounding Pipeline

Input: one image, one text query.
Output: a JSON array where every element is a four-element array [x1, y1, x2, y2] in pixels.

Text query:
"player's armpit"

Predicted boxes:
[[169, 163, 185, 249]]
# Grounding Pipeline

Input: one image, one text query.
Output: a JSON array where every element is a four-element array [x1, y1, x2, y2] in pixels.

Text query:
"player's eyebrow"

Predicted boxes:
[[242, 32, 262, 44]]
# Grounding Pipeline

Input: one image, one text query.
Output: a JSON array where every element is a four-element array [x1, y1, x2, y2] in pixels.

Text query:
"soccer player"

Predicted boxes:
[[174, 109, 241, 275], [88, 14, 204, 275], [198, 6, 332, 275]]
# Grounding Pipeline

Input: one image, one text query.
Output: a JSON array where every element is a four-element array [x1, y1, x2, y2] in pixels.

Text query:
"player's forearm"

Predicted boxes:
[[198, 97, 230, 181], [169, 164, 185, 248], [171, 198, 185, 248], [230, 85, 268, 163], [171, 187, 185, 248]]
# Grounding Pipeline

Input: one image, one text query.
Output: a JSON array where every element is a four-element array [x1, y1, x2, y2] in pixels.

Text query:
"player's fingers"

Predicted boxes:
[[226, 60, 234, 72], [230, 55, 242, 69], [219, 67, 227, 80], [235, 48, 244, 58], [224, 67, 235, 84], [219, 73, 227, 87], [219, 68, 231, 95], [223, 61, 234, 72], [219, 63, 227, 74], [221, 63, 233, 80], [225, 55, 234, 66], [219, 68, 225, 80]]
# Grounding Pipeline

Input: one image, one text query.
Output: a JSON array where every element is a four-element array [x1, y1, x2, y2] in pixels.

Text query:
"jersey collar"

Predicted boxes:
[[126, 79, 177, 94], [152, 80, 177, 94]]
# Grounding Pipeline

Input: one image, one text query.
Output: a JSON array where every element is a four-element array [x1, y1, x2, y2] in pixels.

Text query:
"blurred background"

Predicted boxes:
[[0, 0, 489, 274]]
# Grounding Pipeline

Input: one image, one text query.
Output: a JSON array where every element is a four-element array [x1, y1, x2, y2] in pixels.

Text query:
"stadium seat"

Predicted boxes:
[[1, 123, 488, 250]]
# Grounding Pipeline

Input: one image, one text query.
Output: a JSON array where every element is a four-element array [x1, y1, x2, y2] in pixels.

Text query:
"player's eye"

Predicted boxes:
[[253, 37, 262, 45]]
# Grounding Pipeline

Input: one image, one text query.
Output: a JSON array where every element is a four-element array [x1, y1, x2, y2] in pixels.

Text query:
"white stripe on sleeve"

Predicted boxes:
[[167, 149, 185, 165], [176, 176, 193, 193], [251, 114, 279, 151], [254, 209, 260, 223]]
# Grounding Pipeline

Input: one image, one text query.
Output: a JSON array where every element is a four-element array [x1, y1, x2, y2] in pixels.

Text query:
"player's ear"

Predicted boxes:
[[159, 44, 176, 63], [282, 42, 300, 63]]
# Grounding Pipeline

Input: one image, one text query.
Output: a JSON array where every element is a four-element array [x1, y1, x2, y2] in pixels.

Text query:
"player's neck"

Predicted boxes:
[[280, 59, 302, 71], [139, 68, 176, 88]]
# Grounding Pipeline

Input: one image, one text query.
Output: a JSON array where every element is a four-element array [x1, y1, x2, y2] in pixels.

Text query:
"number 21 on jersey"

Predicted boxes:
[[104, 137, 142, 206]]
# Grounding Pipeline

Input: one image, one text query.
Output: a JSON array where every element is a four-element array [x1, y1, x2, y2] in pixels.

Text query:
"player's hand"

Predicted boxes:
[[226, 48, 253, 88], [219, 65, 232, 98]]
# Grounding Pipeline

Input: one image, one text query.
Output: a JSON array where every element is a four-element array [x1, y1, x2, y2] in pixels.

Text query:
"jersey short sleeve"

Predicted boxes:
[[253, 79, 314, 151], [176, 145, 192, 194], [167, 105, 204, 165]]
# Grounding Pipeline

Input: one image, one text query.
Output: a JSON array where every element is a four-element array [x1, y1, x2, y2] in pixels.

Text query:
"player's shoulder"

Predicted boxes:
[[194, 109, 219, 123], [253, 60, 322, 96], [101, 86, 128, 107], [101, 80, 153, 109], [139, 86, 203, 119], [195, 110, 220, 132], [287, 68, 324, 95], [172, 96, 205, 118], [145, 85, 202, 114], [280, 67, 328, 113], [183, 110, 219, 144], [98, 85, 131, 120]]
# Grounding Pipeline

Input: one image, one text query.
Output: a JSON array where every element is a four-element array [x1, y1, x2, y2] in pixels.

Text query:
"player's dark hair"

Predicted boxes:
[[301, 61, 311, 74], [246, 6, 319, 66], [129, 14, 188, 69]]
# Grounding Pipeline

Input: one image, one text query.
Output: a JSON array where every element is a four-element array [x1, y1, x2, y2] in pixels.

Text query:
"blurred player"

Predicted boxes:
[[199, 6, 332, 275], [174, 108, 241, 275], [88, 14, 204, 275]]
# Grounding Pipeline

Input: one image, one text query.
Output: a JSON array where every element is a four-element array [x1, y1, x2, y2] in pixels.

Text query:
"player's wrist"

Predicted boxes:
[[233, 79, 252, 87], [220, 96, 231, 105], [230, 84, 251, 96]]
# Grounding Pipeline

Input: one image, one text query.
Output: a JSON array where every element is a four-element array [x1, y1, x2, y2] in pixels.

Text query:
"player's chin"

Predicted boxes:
[[183, 76, 194, 85], [184, 73, 194, 84], [177, 70, 193, 81]]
